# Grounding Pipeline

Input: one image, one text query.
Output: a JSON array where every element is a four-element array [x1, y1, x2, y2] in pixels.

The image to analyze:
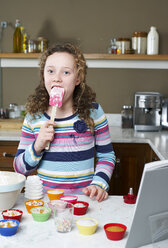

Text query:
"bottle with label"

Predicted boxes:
[[13, 19, 22, 53], [147, 26, 159, 55]]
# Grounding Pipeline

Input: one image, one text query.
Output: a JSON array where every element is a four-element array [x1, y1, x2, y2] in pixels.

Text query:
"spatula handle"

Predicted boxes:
[[45, 106, 57, 150]]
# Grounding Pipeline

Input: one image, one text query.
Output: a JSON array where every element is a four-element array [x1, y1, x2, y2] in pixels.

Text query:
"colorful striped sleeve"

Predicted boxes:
[[90, 104, 116, 191], [13, 115, 44, 175]]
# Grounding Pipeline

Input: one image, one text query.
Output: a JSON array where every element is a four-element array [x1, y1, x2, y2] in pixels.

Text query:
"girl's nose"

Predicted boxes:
[[53, 73, 62, 82]]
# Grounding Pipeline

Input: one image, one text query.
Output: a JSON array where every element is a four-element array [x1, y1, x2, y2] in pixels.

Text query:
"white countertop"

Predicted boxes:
[[0, 126, 167, 160], [1, 194, 167, 248], [0, 194, 135, 248]]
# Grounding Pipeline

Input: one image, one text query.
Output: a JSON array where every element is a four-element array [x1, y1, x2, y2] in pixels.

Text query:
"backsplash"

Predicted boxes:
[[105, 113, 121, 127]]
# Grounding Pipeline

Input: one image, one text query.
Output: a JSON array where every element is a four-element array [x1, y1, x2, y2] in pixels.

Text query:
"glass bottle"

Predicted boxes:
[[21, 27, 28, 53], [13, 19, 22, 53], [8, 103, 17, 119], [27, 39, 35, 53], [108, 38, 117, 54], [121, 105, 133, 128]]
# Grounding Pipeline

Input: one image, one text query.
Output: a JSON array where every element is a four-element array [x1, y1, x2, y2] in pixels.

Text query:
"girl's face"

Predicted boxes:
[[44, 52, 80, 107]]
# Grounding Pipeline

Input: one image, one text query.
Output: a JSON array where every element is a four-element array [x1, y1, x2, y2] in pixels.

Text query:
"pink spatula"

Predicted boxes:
[[45, 86, 64, 150]]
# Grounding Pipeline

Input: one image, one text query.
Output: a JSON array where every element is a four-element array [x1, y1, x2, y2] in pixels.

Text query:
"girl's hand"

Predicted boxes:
[[34, 120, 55, 154], [82, 185, 108, 202]]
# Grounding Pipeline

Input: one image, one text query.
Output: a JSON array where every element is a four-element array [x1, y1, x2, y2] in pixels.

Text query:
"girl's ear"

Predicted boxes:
[[75, 77, 80, 86]]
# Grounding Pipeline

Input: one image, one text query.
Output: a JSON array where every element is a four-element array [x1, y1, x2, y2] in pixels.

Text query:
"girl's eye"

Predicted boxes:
[[64, 71, 70, 75], [48, 69, 53, 74]]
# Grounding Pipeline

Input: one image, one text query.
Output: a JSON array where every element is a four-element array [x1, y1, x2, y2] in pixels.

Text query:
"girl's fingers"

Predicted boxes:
[[89, 186, 97, 198], [82, 187, 90, 195], [97, 191, 108, 202]]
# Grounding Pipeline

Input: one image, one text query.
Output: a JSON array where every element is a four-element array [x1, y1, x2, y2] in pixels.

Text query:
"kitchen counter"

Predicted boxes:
[[0, 194, 167, 248], [0, 126, 168, 160], [0, 194, 134, 248]]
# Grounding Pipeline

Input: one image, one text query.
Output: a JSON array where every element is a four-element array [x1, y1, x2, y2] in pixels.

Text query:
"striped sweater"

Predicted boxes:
[[14, 103, 115, 194]]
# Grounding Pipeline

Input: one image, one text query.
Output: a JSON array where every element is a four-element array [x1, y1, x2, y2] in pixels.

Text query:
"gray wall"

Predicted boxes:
[[1, 0, 168, 112]]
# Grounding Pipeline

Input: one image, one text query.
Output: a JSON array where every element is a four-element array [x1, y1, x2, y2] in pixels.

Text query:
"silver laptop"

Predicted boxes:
[[125, 160, 168, 248]]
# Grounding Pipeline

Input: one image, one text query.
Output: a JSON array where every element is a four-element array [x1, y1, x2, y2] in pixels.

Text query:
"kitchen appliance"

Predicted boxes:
[[133, 92, 162, 131], [161, 98, 168, 129]]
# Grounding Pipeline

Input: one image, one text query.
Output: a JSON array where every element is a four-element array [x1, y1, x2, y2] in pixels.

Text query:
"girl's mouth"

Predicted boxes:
[[51, 85, 62, 89]]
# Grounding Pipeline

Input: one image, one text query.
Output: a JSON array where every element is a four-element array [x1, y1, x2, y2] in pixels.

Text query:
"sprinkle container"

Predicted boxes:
[[74, 201, 89, 215], [104, 223, 127, 240], [2, 209, 23, 222], [25, 199, 44, 213], [76, 218, 98, 235], [31, 206, 51, 222], [59, 195, 78, 204], [47, 189, 64, 200], [54, 201, 73, 232], [0, 219, 20, 236]]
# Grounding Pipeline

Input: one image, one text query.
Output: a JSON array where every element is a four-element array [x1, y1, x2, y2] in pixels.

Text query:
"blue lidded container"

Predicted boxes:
[[0, 219, 19, 236]]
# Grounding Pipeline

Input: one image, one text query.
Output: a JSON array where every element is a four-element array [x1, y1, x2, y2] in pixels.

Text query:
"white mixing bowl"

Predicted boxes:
[[0, 171, 26, 211]]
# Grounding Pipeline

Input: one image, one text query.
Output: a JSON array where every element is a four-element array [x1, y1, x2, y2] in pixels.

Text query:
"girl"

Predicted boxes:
[[14, 43, 115, 202]]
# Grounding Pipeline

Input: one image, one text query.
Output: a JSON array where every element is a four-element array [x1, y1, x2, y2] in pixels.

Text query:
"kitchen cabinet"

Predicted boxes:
[[0, 141, 37, 176], [109, 143, 160, 196], [0, 141, 19, 171]]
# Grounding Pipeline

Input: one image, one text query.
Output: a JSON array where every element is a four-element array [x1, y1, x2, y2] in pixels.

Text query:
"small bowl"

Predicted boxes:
[[25, 199, 44, 213], [0, 219, 20, 236], [76, 218, 98, 235], [59, 195, 78, 204], [47, 189, 64, 200], [74, 201, 89, 215], [104, 223, 127, 241], [2, 209, 23, 222], [31, 207, 51, 222]]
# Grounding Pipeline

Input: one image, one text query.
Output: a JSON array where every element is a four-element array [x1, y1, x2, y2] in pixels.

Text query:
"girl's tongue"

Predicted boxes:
[[49, 87, 64, 107]]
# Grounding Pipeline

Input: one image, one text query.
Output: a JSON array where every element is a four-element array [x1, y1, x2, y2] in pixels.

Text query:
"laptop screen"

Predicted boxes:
[[125, 160, 168, 248]]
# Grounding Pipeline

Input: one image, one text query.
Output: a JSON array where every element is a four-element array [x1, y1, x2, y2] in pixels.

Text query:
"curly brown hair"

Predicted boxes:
[[26, 43, 96, 131]]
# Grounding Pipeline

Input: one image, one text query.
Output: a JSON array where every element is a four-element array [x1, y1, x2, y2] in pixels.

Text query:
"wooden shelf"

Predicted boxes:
[[85, 54, 168, 60], [0, 53, 168, 60], [1, 53, 168, 69]]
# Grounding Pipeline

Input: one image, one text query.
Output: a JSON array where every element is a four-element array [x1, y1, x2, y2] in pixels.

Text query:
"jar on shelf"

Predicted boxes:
[[27, 39, 37, 53], [0, 108, 9, 119], [132, 32, 147, 54], [121, 105, 133, 128], [8, 103, 17, 119], [37, 37, 48, 53], [116, 38, 131, 54]]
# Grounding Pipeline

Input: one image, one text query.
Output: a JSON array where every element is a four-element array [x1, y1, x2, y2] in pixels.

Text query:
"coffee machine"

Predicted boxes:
[[162, 98, 168, 129], [133, 92, 162, 131]]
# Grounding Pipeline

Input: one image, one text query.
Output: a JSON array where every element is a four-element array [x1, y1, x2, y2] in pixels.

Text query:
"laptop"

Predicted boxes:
[[125, 160, 168, 248]]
